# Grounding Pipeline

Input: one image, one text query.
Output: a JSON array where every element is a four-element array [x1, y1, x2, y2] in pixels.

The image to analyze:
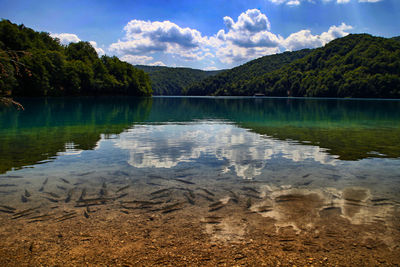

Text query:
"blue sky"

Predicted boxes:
[[1, 0, 399, 70]]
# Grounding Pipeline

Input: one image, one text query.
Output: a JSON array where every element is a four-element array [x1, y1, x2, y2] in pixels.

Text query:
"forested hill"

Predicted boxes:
[[184, 49, 312, 95], [186, 34, 400, 98], [2, 19, 399, 99], [0, 20, 152, 97], [134, 65, 222, 95]]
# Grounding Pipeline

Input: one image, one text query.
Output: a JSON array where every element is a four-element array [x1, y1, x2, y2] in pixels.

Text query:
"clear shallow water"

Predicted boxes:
[[0, 96, 399, 227]]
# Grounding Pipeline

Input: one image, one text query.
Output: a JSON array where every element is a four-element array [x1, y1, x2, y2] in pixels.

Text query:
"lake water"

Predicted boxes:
[[0, 96, 399, 265]]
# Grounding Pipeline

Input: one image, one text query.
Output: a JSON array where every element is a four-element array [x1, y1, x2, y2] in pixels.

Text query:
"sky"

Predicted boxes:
[[1, 0, 399, 70]]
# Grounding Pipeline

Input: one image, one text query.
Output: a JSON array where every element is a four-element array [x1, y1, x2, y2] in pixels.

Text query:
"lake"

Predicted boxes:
[[0, 96, 399, 265]]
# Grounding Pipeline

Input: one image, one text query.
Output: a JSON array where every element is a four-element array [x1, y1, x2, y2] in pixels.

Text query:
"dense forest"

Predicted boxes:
[[186, 34, 400, 98], [0, 20, 152, 97], [185, 49, 311, 95], [134, 65, 221, 95]]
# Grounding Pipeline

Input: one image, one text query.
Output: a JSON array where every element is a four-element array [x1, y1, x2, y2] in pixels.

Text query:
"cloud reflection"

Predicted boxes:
[[114, 123, 338, 179]]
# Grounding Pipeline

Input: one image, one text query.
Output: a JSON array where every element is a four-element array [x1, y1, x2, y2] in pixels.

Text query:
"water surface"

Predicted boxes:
[[0, 97, 399, 263]]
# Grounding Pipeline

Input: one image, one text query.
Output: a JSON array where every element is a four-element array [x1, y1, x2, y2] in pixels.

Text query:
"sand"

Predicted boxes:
[[0, 184, 399, 266]]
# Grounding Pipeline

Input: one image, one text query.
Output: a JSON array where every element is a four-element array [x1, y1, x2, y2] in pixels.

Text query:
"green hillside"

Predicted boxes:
[[2, 19, 399, 99], [135, 65, 221, 95], [184, 49, 311, 95], [0, 19, 152, 97], [186, 34, 400, 98]]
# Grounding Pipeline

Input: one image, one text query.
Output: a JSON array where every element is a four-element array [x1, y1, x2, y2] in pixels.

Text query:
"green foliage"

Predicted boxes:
[[2, 18, 398, 99], [135, 65, 222, 95], [186, 34, 400, 98], [0, 19, 152, 96], [185, 49, 311, 95], [0, 50, 19, 94]]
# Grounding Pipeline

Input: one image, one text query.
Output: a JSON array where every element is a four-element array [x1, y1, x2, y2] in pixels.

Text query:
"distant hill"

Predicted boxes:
[[135, 65, 222, 95], [392, 36, 400, 42], [184, 49, 312, 95], [186, 34, 400, 98]]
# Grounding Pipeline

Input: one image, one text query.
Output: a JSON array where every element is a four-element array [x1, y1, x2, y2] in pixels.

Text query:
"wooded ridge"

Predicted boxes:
[[1, 19, 399, 98]]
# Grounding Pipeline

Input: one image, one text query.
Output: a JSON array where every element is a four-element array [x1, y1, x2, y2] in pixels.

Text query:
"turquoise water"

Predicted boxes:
[[0, 96, 399, 228]]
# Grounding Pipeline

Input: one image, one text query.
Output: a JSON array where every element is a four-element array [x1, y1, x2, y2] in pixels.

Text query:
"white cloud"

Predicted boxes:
[[120, 55, 154, 65], [320, 23, 353, 43], [268, 0, 383, 4], [89, 41, 105, 56], [50, 33, 81, 45], [109, 20, 210, 62], [121, 55, 166, 66], [215, 44, 280, 64], [203, 66, 219, 71], [108, 9, 352, 67], [283, 30, 323, 51], [269, 0, 291, 4], [123, 20, 204, 48], [51, 33, 105, 56], [109, 10, 283, 66], [217, 9, 278, 48], [287, 0, 301, 6], [109, 39, 167, 55], [224, 9, 271, 32], [283, 23, 352, 50], [210, 10, 352, 64], [148, 61, 166, 66], [210, 9, 283, 64]]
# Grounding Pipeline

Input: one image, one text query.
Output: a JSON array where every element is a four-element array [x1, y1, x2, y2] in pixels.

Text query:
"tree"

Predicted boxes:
[[0, 19, 152, 97]]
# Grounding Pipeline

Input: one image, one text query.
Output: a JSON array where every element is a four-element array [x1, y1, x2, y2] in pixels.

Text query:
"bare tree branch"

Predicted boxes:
[[0, 97, 24, 110]]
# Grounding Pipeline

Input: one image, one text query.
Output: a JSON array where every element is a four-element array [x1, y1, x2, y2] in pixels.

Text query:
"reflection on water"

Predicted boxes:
[[115, 123, 337, 179], [0, 96, 399, 263], [0, 97, 153, 173], [0, 96, 399, 195], [1, 96, 400, 175]]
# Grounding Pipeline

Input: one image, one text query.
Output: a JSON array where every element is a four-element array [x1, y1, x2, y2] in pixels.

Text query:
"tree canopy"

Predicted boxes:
[[0, 19, 152, 97], [185, 34, 400, 98], [184, 49, 311, 96], [134, 65, 221, 95]]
